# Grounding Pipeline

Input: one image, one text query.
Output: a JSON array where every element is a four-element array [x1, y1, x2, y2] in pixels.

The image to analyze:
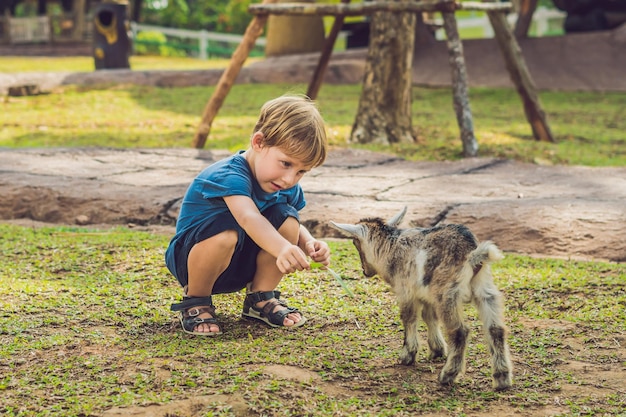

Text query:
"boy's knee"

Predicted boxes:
[[197, 229, 238, 253], [213, 229, 238, 248]]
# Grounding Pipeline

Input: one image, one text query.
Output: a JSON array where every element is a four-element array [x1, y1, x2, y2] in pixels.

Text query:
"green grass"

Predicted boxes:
[[1, 56, 624, 165], [0, 224, 624, 416]]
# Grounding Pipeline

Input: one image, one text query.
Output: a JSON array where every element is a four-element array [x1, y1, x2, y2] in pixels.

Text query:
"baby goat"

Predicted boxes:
[[330, 207, 513, 390]]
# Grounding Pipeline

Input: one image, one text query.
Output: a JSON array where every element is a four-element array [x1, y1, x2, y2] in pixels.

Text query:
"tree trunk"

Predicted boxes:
[[350, 6, 416, 145], [131, 0, 143, 23], [265, 0, 326, 57]]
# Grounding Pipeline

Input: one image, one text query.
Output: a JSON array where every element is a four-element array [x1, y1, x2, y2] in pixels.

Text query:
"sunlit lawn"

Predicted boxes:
[[1, 77, 624, 166]]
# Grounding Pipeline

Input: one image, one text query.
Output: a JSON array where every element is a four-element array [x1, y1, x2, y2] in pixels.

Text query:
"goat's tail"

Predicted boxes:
[[468, 241, 503, 273]]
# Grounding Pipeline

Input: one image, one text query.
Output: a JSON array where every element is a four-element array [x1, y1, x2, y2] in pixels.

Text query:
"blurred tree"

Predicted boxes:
[[139, 0, 253, 33]]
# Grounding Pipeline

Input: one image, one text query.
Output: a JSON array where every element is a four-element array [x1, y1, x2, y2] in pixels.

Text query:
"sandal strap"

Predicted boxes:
[[181, 306, 216, 318], [246, 290, 281, 304], [258, 299, 300, 326], [180, 315, 221, 334], [261, 299, 287, 317], [170, 296, 214, 312]]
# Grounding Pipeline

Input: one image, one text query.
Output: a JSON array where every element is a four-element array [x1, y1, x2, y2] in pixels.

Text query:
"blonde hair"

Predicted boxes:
[[253, 94, 327, 168]]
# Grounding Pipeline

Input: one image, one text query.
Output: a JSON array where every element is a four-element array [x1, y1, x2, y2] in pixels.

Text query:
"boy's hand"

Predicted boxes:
[[276, 244, 310, 274], [305, 239, 331, 267]]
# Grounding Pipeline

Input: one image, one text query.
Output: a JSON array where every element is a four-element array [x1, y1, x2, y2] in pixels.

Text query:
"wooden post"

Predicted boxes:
[[306, 0, 351, 100], [191, 0, 277, 149], [488, 10, 555, 142], [6, 10, 12, 44], [513, 0, 538, 38], [441, 11, 478, 157], [73, 0, 86, 41]]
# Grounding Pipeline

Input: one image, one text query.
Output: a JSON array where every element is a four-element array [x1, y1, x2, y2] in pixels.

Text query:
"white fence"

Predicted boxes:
[[433, 7, 566, 40], [7, 16, 51, 43], [129, 22, 266, 60]]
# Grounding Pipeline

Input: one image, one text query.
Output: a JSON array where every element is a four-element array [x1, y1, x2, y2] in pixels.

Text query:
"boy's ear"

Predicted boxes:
[[251, 132, 265, 149]]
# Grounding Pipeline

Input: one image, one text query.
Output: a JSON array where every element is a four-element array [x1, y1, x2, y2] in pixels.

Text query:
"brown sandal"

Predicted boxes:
[[170, 296, 222, 336], [242, 291, 306, 328]]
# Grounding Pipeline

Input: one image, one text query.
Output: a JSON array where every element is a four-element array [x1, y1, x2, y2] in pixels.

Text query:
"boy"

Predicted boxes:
[[165, 94, 331, 336]]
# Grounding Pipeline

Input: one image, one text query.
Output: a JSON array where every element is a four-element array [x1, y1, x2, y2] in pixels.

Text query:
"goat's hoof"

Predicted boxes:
[[399, 352, 416, 365], [438, 371, 458, 386], [429, 349, 446, 360], [492, 373, 513, 391], [399, 357, 415, 366]]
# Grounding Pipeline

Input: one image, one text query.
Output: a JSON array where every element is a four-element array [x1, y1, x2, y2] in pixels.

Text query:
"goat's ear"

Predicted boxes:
[[387, 206, 407, 227], [329, 221, 366, 239]]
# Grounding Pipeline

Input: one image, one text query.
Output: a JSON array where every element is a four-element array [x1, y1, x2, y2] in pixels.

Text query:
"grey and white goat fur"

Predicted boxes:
[[330, 207, 513, 390]]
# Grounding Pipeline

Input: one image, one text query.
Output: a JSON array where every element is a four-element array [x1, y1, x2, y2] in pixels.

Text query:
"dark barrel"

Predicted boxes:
[[93, 1, 131, 69]]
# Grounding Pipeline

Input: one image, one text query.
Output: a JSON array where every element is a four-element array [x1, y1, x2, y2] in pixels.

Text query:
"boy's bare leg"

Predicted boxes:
[[186, 230, 237, 333], [249, 217, 303, 327]]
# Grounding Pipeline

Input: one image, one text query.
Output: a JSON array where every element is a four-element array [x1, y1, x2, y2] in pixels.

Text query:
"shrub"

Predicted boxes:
[[134, 30, 186, 57]]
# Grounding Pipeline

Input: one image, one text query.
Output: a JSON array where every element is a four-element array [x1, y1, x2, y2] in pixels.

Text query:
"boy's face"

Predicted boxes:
[[253, 141, 312, 193]]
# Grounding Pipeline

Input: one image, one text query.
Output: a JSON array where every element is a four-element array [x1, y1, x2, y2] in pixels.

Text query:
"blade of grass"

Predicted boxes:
[[311, 261, 354, 297]]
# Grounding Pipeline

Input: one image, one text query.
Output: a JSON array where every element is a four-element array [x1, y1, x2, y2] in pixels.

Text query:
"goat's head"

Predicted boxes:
[[330, 207, 407, 278]]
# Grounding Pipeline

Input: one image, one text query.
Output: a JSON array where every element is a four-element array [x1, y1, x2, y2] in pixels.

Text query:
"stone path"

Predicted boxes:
[[1, 147, 624, 262]]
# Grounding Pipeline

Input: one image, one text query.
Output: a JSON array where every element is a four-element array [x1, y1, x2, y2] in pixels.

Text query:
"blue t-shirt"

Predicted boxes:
[[173, 150, 306, 241]]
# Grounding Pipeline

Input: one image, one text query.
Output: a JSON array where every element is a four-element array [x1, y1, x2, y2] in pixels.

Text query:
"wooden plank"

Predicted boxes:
[[487, 10, 555, 142], [307, 0, 351, 100], [456, 1, 512, 11], [249, 1, 512, 17], [192, 0, 278, 149], [441, 11, 478, 157]]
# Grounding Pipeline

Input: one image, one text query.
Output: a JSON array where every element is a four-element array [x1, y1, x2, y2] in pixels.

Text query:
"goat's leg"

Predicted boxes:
[[422, 303, 446, 359], [472, 270, 513, 390], [398, 300, 421, 365], [438, 297, 469, 385]]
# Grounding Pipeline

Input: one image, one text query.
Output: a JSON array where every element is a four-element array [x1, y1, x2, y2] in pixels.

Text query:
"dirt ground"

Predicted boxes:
[[99, 352, 626, 417], [83, 319, 626, 417]]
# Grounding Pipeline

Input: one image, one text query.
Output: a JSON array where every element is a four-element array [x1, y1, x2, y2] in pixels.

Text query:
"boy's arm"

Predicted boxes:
[[297, 224, 315, 248], [224, 195, 310, 272]]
